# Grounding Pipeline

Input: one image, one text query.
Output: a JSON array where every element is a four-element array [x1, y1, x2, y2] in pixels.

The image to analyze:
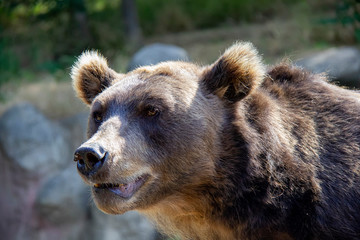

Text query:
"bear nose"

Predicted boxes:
[[74, 144, 107, 176]]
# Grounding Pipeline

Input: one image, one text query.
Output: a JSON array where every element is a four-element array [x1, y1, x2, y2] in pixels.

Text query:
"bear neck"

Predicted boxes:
[[208, 92, 319, 238]]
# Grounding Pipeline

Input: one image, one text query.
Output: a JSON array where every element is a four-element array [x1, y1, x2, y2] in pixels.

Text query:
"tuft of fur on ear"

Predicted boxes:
[[202, 42, 266, 102], [71, 50, 118, 105]]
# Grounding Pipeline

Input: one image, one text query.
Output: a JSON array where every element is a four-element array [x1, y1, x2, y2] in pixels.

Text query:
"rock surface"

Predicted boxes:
[[0, 103, 69, 176], [127, 43, 189, 71], [86, 206, 157, 240], [35, 164, 88, 224], [296, 47, 360, 87], [59, 112, 88, 152]]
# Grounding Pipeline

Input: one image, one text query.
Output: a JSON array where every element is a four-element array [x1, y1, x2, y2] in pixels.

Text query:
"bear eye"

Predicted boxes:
[[93, 112, 103, 123], [144, 106, 160, 117]]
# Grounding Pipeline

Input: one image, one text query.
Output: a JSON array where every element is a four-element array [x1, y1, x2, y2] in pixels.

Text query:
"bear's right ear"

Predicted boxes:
[[71, 51, 121, 105], [201, 42, 265, 102]]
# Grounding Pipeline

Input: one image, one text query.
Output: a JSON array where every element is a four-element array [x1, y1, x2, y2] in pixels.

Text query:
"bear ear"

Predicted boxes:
[[71, 50, 121, 105], [201, 42, 266, 102]]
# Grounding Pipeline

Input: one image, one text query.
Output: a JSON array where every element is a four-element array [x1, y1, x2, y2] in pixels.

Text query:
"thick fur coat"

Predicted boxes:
[[71, 42, 360, 240]]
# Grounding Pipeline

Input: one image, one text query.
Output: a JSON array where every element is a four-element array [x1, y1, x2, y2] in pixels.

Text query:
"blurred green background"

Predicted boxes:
[[0, 0, 359, 116]]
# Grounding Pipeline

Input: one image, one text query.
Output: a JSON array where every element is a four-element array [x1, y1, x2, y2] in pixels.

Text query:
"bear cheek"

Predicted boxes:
[[152, 122, 209, 180]]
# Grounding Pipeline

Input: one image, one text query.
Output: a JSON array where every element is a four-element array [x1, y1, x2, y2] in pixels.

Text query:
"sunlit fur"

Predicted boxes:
[[202, 42, 266, 101], [71, 50, 121, 105]]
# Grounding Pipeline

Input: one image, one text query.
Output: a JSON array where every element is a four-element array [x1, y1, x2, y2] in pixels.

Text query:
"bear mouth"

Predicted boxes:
[[93, 174, 149, 199]]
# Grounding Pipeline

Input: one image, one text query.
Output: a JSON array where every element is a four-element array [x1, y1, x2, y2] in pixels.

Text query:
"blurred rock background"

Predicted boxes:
[[0, 103, 158, 240], [1, 0, 360, 239]]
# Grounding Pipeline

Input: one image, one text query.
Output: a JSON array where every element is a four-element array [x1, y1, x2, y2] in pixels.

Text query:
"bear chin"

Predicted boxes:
[[92, 187, 142, 214], [90, 174, 153, 214]]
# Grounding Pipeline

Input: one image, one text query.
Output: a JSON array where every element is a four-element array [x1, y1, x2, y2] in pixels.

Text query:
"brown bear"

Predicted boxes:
[[71, 42, 360, 240]]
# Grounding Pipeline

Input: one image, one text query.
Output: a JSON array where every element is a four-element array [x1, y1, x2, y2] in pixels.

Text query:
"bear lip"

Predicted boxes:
[[93, 174, 149, 199]]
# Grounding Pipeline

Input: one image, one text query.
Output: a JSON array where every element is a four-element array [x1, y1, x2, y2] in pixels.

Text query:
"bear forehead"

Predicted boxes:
[[95, 61, 202, 108], [131, 61, 202, 79]]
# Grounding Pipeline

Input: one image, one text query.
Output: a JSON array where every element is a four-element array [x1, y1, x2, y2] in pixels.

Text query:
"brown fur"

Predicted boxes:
[[202, 42, 265, 101], [71, 50, 123, 104], [71, 42, 360, 240]]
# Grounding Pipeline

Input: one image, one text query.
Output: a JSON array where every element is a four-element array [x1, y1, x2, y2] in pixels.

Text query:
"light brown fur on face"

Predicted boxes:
[[71, 42, 360, 240]]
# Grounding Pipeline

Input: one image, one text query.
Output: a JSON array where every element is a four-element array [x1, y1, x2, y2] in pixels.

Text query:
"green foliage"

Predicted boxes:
[[0, 39, 19, 85], [0, 0, 348, 89], [0, 0, 124, 87], [136, 0, 304, 34], [336, 0, 360, 42], [312, 0, 360, 44]]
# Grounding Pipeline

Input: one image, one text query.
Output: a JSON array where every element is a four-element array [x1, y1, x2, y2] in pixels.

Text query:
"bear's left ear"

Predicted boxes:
[[201, 42, 266, 102], [71, 50, 122, 105]]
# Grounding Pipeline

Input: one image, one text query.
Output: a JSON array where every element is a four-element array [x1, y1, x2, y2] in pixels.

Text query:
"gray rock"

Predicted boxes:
[[87, 206, 157, 240], [128, 43, 189, 71], [35, 164, 88, 225], [0, 153, 41, 240], [0, 103, 69, 175], [58, 112, 88, 152], [296, 47, 360, 87]]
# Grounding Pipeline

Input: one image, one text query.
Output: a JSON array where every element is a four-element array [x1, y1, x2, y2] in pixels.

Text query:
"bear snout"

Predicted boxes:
[[74, 144, 108, 176]]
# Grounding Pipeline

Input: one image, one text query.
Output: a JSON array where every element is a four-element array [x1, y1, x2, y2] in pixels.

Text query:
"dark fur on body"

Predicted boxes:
[[71, 43, 360, 240], [208, 64, 360, 239]]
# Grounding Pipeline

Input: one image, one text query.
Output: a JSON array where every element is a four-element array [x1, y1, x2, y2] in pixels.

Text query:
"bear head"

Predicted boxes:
[[71, 42, 265, 214]]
